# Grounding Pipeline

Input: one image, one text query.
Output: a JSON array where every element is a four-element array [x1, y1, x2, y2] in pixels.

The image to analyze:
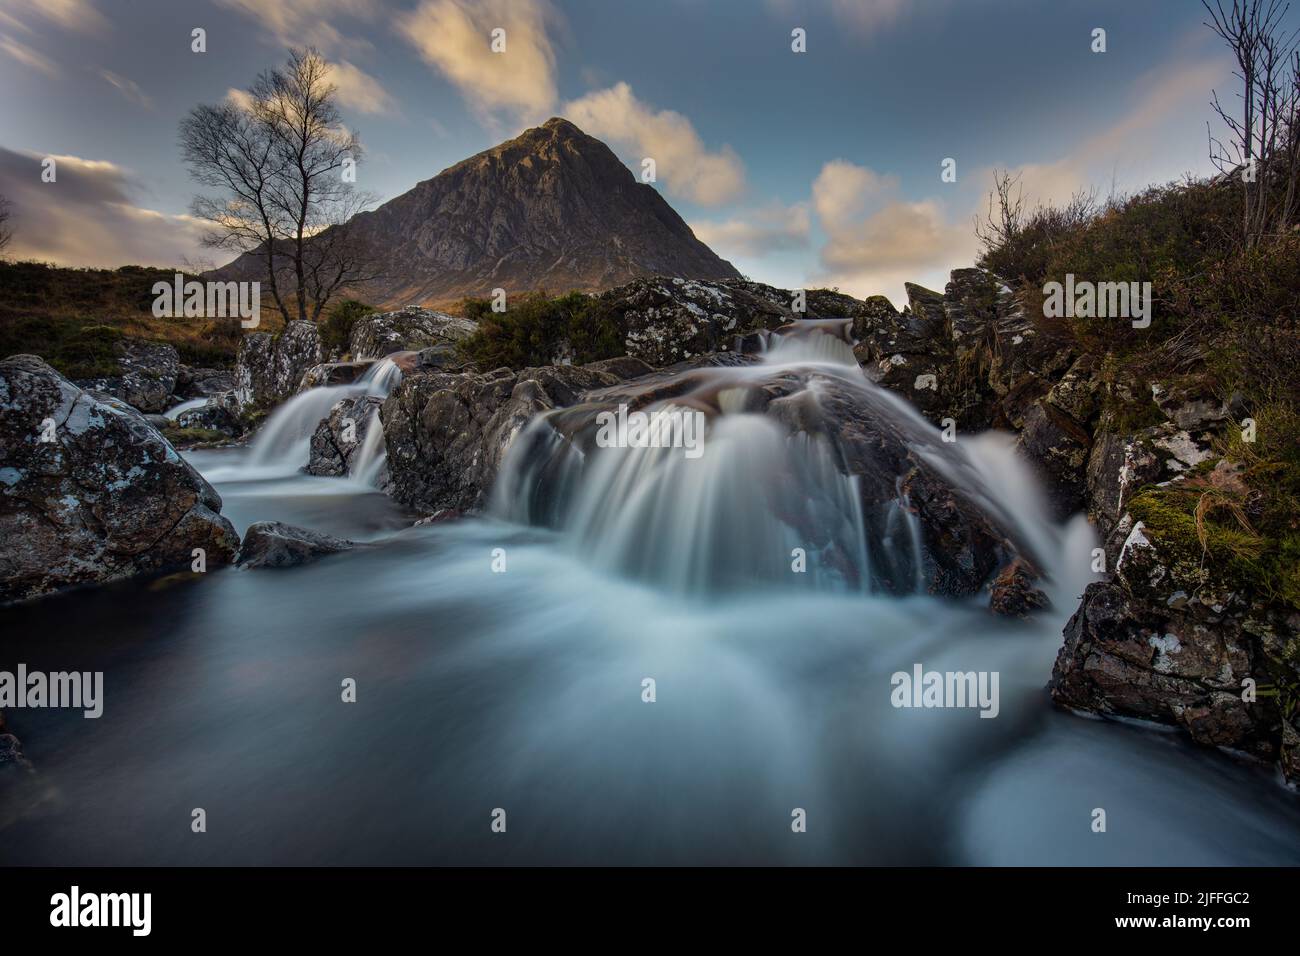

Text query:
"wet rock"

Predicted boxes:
[[382, 362, 623, 514], [1050, 490, 1300, 782], [0, 355, 239, 603], [174, 390, 245, 438], [234, 320, 324, 408], [988, 558, 1050, 617], [306, 395, 386, 483], [1015, 399, 1093, 519], [0, 710, 33, 773], [237, 521, 355, 569], [297, 360, 375, 391], [75, 338, 180, 413], [349, 307, 476, 360], [1085, 430, 1164, 546]]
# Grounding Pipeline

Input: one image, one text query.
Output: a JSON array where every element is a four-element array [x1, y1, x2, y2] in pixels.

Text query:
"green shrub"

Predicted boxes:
[[458, 291, 622, 370], [320, 299, 375, 356]]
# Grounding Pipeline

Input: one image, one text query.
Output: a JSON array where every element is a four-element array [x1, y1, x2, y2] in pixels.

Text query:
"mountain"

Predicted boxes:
[[216, 117, 741, 309]]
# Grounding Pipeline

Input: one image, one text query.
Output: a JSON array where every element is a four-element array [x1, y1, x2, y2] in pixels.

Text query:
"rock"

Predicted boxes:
[[1015, 399, 1093, 519], [1151, 377, 1234, 431], [382, 362, 623, 514], [174, 390, 245, 438], [1086, 430, 1164, 546], [1050, 479, 1300, 782], [596, 276, 804, 367], [306, 395, 386, 481], [0, 709, 33, 773], [349, 307, 476, 360], [988, 558, 1050, 617], [75, 338, 179, 413], [236, 521, 355, 569], [176, 366, 235, 399], [234, 320, 323, 408], [0, 355, 239, 603], [297, 360, 376, 391]]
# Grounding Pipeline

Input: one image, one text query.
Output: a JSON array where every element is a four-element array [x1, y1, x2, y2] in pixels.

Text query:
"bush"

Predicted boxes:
[[51, 324, 124, 378], [320, 299, 375, 356], [458, 291, 622, 370]]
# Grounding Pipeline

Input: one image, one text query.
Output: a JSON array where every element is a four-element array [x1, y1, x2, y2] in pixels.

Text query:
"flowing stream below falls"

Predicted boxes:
[[2, 335, 1299, 865]]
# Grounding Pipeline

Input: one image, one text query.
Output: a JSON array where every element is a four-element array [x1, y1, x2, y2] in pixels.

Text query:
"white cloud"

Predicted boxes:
[[399, 0, 558, 125], [691, 202, 810, 258], [0, 0, 108, 34], [97, 68, 151, 109], [0, 147, 208, 268], [809, 159, 976, 304], [0, 34, 58, 76], [217, 0, 380, 54], [564, 82, 746, 206], [330, 59, 395, 115]]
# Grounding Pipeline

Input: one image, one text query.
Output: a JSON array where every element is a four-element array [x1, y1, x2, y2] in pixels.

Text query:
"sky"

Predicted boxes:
[[0, 0, 1268, 305]]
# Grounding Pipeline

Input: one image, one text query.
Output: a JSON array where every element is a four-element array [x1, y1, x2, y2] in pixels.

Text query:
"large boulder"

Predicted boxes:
[[349, 307, 476, 360], [306, 395, 386, 482], [236, 521, 355, 569], [234, 320, 323, 408], [75, 338, 180, 413], [0, 355, 239, 603], [382, 362, 623, 514], [1050, 472, 1300, 782]]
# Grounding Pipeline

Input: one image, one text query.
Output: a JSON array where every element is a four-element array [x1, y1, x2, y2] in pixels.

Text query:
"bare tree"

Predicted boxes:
[[1203, 0, 1300, 245], [0, 194, 12, 256], [180, 48, 382, 324]]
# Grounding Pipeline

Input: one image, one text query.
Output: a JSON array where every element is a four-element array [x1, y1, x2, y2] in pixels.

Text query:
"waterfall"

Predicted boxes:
[[348, 406, 389, 488], [163, 397, 209, 420], [493, 318, 1064, 598], [231, 357, 403, 480]]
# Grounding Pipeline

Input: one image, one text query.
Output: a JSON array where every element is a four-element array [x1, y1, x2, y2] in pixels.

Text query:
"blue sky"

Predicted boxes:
[[0, 0, 1266, 303]]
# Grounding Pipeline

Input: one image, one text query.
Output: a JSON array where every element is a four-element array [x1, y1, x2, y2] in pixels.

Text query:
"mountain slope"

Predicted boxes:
[[218, 117, 741, 309]]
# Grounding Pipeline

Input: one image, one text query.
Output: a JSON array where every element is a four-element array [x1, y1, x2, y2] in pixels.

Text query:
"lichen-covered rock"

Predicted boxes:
[[75, 338, 180, 413], [382, 362, 623, 514], [0, 355, 239, 603], [174, 390, 245, 438], [1050, 476, 1300, 784], [349, 307, 476, 360], [234, 320, 323, 408], [237, 521, 354, 569], [306, 395, 385, 481], [596, 276, 800, 366]]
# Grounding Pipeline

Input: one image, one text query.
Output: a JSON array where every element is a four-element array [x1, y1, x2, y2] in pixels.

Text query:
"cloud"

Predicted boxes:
[[330, 59, 395, 115], [0, 0, 108, 34], [564, 82, 746, 206], [691, 202, 810, 258], [809, 159, 976, 303], [0, 34, 58, 76], [97, 68, 151, 109], [217, 0, 380, 54], [0, 147, 208, 268], [399, 0, 558, 124]]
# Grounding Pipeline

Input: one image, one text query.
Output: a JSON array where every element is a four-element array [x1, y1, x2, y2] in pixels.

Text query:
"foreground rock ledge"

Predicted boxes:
[[0, 355, 239, 603]]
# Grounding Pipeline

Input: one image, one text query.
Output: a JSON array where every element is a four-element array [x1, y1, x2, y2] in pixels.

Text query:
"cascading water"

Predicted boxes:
[[163, 396, 209, 420], [218, 357, 403, 483], [493, 319, 1061, 597]]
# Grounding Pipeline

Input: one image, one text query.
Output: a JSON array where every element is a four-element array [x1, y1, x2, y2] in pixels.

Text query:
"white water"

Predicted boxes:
[[494, 323, 1065, 597], [163, 396, 209, 420], [204, 357, 401, 484], [10, 323, 1295, 865]]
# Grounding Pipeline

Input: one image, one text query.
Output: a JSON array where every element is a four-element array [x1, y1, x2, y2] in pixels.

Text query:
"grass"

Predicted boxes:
[[0, 260, 288, 372]]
